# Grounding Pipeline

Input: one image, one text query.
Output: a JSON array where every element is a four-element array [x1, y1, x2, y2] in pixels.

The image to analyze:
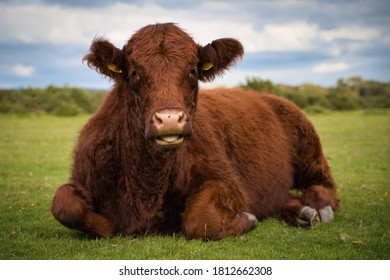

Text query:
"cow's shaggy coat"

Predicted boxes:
[[51, 23, 339, 240]]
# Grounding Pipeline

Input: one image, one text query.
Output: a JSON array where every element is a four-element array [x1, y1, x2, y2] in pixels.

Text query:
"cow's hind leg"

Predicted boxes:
[[303, 184, 339, 222], [281, 117, 340, 227], [51, 182, 115, 238], [281, 196, 320, 227], [281, 184, 339, 227], [183, 180, 257, 241]]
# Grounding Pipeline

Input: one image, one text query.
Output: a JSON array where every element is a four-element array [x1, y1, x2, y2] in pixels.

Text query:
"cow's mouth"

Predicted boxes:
[[155, 134, 184, 146]]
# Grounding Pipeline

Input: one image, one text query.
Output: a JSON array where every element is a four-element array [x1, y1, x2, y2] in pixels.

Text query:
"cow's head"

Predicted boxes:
[[83, 23, 243, 149]]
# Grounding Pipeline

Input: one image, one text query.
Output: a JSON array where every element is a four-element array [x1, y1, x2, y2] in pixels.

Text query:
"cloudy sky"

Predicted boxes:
[[0, 0, 389, 89]]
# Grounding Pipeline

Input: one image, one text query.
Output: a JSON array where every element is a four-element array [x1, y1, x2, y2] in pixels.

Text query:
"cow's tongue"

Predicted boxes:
[[160, 135, 180, 143], [155, 134, 184, 146]]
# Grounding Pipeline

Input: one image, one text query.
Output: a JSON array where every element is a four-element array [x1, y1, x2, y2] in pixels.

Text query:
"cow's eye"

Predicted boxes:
[[129, 69, 140, 80], [189, 68, 198, 78], [129, 68, 144, 90], [186, 67, 199, 89]]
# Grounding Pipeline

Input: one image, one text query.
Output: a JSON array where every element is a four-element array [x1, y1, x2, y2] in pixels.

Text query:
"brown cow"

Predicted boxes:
[[51, 23, 339, 240]]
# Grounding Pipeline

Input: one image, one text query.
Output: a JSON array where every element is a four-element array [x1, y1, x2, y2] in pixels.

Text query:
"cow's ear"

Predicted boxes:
[[83, 37, 125, 79], [198, 38, 243, 82]]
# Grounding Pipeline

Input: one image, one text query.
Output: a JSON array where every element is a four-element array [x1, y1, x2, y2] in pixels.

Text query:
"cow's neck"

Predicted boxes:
[[122, 111, 179, 194], [124, 132, 182, 227], [133, 146, 177, 193]]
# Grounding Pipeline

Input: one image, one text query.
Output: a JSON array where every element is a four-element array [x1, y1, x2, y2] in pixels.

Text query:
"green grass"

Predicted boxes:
[[0, 111, 389, 260]]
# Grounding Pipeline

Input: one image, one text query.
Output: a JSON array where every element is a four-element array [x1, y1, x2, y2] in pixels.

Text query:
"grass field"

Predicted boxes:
[[0, 111, 389, 260]]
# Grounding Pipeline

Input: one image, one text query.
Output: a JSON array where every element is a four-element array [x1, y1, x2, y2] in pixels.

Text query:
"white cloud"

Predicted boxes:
[[200, 1, 233, 10], [251, 21, 319, 52], [0, 1, 386, 59], [0, 3, 215, 46], [12, 64, 35, 77], [329, 46, 342, 57], [320, 26, 379, 42], [0, 2, 230, 47], [313, 62, 351, 73], [0, 4, 90, 45], [382, 35, 390, 44]]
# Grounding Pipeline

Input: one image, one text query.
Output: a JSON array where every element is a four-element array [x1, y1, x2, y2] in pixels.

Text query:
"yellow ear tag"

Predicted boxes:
[[202, 63, 214, 71], [108, 63, 122, 73]]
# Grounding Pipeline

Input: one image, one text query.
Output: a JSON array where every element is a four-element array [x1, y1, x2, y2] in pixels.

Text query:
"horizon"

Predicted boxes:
[[0, 75, 388, 91]]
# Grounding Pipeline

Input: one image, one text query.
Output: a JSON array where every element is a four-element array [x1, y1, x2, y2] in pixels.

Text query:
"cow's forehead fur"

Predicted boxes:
[[123, 23, 198, 71]]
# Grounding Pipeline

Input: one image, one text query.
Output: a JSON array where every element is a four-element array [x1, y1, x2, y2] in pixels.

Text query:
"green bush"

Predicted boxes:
[[240, 77, 276, 93], [240, 76, 390, 111], [304, 105, 330, 114], [284, 92, 308, 109], [326, 92, 362, 110], [0, 86, 107, 116], [53, 102, 82, 116]]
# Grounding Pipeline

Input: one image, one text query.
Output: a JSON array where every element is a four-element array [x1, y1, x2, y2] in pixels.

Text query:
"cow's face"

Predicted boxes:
[[83, 23, 243, 149]]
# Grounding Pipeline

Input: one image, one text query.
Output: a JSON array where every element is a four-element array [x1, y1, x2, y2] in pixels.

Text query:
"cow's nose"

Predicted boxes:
[[152, 110, 187, 133], [151, 110, 188, 146], [149, 109, 192, 147]]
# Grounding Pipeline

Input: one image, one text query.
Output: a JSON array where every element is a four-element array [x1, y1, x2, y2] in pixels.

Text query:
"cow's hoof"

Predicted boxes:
[[297, 206, 320, 227], [242, 212, 258, 228], [318, 205, 334, 222]]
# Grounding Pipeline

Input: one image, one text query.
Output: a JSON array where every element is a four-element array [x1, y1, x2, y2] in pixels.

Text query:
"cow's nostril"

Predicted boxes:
[[153, 113, 163, 125], [178, 111, 185, 124]]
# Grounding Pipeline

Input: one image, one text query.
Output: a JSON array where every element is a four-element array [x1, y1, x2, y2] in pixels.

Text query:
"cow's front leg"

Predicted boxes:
[[183, 180, 257, 241], [51, 181, 115, 238]]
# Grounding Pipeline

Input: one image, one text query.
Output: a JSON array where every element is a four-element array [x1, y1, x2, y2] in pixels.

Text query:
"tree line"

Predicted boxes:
[[0, 76, 389, 116], [240, 76, 390, 113], [0, 86, 106, 116]]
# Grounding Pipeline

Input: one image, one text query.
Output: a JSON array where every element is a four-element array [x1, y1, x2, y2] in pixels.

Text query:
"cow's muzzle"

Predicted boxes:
[[149, 109, 192, 147]]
